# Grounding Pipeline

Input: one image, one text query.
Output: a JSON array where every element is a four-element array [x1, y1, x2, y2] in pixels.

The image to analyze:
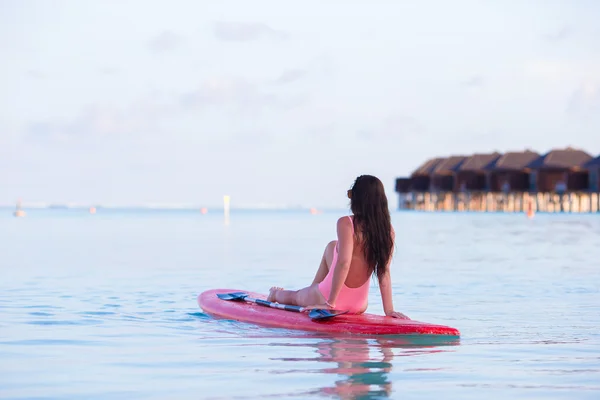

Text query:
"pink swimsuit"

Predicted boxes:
[[317, 216, 370, 314]]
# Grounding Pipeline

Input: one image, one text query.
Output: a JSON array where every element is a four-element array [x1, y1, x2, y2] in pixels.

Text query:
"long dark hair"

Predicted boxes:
[[349, 175, 394, 280]]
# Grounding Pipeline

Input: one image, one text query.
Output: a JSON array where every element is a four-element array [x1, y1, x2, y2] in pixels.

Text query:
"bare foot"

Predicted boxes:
[[267, 286, 284, 302]]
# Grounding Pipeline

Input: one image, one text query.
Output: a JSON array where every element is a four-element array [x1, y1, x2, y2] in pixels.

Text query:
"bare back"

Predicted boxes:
[[342, 230, 373, 288], [340, 216, 395, 288]]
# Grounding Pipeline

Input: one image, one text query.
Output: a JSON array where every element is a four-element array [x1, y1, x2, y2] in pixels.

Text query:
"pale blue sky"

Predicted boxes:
[[1, 0, 599, 208]]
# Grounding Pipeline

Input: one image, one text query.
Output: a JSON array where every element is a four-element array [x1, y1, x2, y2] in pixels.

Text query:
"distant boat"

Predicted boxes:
[[13, 200, 26, 217]]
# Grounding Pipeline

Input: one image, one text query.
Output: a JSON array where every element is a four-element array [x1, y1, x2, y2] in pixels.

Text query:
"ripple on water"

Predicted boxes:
[[28, 311, 54, 316], [79, 311, 117, 316], [21, 305, 62, 309], [1, 339, 104, 346], [27, 319, 105, 326], [188, 311, 210, 318]]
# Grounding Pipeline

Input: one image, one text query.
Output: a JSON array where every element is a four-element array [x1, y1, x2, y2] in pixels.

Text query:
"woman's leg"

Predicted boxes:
[[311, 240, 337, 285], [268, 241, 337, 306], [268, 284, 327, 307], [267, 287, 300, 305]]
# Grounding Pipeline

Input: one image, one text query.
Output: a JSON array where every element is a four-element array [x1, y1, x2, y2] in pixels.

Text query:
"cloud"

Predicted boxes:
[[25, 74, 309, 142], [213, 22, 288, 41], [179, 77, 307, 112], [543, 26, 572, 43], [304, 122, 337, 141], [179, 77, 256, 106], [272, 69, 307, 85], [26, 70, 46, 79], [566, 82, 600, 115], [524, 60, 567, 82], [27, 97, 172, 140], [523, 59, 600, 88], [234, 130, 274, 145], [358, 115, 424, 141], [99, 67, 119, 76], [461, 75, 484, 88], [149, 31, 182, 53]]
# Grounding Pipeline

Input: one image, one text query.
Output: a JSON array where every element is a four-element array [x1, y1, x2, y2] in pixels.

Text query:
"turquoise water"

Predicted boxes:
[[1, 209, 599, 399]]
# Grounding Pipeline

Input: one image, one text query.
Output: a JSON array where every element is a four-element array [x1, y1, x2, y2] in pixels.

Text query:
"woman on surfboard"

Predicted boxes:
[[268, 175, 409, 319]]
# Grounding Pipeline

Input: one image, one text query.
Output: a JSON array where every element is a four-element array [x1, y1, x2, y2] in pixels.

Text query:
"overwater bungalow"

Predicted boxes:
[[526, 147, 592, 192], [394, 147, 600, 213], [453, 152, 501, 191], [395, 177, 412, 193], [584, 156, 600, 192], [410, 157, 445, 191], [431, 156, 467, 191], [482, 150, 540, 192]]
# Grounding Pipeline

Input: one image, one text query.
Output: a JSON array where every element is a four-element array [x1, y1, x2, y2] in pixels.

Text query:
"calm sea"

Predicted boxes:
[[1, 208, 599, 399]]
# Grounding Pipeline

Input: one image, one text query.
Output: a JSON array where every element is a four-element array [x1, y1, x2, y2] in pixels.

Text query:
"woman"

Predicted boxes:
[[267, 175, 409, 319]]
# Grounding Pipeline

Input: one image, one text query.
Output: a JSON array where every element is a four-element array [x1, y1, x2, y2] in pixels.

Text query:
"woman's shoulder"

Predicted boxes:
[[335, 215, 354, 231], [336, 214, 353, 225]]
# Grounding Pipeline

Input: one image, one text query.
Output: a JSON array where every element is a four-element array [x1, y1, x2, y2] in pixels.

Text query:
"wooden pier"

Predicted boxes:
[[397, 192, 600, 213]]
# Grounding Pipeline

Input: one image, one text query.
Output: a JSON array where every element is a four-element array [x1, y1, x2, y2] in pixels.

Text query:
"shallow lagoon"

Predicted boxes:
[[1, 209, 599, 399]]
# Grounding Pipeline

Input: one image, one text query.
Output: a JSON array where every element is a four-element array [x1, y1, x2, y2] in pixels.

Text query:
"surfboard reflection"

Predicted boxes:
[[272, 335, 459, 399]]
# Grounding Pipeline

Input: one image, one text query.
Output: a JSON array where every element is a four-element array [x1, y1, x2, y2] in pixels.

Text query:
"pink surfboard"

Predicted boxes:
[[198, 289, 460, 336]]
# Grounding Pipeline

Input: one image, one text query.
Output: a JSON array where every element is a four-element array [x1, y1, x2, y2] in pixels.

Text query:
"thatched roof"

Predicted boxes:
[[455, 152, 502, 172], [526, 147, 592, 170], [432, 156, 467, 175], [584, 156, 600, 168], [483, 150, 540, 171], [411, 157, 445, 177]]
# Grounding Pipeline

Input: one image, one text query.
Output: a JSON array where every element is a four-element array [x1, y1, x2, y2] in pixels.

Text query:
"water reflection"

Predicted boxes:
[[272, 335, 459, 399], [313, 338, 393, 398]]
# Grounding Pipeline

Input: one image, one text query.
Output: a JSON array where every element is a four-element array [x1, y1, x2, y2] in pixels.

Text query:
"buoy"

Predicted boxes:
[[200, 207, 208, 214], [13, 199, 26, 217], [526, 199, 534, 219]]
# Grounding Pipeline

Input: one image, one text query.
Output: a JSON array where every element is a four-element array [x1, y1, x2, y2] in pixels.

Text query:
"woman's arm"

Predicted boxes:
[[378, 228, 409, 319], [379, 270, 409, 319], [326, 217, 354, 307]]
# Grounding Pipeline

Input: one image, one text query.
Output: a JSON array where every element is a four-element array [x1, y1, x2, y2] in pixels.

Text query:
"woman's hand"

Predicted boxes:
[[386, 310, 410, 319]]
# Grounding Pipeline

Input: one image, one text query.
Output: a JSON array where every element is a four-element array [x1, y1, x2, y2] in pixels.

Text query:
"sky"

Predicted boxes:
[[1, 0, 600, 208]]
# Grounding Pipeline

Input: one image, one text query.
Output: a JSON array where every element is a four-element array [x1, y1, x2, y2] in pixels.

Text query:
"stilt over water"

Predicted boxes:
[[397, 192, 600, 213]]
